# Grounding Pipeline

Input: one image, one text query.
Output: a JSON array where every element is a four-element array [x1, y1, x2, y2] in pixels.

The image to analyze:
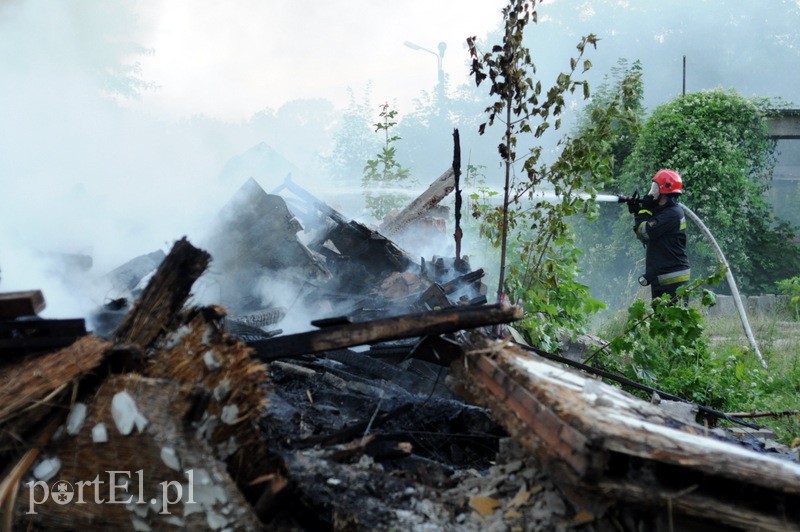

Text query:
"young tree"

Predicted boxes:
[[467, 0, 639, 349], [362, 103, 412, 220]]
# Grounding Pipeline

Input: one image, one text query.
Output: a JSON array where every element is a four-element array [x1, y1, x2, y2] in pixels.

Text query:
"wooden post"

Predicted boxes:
[[452, 128, 463, 268]]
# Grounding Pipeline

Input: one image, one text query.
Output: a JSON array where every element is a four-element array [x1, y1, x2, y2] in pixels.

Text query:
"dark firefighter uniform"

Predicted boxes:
[[634, 196, 690, 299]]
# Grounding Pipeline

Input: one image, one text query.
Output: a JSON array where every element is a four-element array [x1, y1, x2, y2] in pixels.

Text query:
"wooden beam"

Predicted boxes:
[[0, 290, 45, 319], [379, 168, 455, 236], [0, 318, 87, 355], [455, 336, 800, 529], [250, 304, 522, 361], [467, 354, 594, 477]]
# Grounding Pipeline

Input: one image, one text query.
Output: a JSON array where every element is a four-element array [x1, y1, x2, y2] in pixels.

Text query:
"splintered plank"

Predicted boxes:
[[455, 336, 800, 529], [0, 336, 112, 458], [250, 304, 522, 361], [114, 237, 210, 348], [0, 290, 45, 319], [380, 168, 456, 236]]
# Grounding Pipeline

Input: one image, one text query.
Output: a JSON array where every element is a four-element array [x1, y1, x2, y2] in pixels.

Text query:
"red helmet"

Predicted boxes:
[[652, 169, 683, 195]]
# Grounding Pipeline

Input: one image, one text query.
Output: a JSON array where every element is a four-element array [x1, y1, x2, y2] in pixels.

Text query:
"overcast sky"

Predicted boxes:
[[134, 0, 507, 120]]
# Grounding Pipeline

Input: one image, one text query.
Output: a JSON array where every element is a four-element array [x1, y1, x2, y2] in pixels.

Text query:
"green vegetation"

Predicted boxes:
[[331, 0, 800, 446], [594, 269, 730, 407], [362, 102, 412, 220], [593, 289, 800, 444], [777, 275, 800, 320], [466, 0, 641, 351], [461, 4, 800, 441], [617, 89, 800, 294]]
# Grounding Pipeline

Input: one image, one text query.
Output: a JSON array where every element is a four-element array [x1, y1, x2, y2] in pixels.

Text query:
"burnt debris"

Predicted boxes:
[[2, 176, 799, 531]]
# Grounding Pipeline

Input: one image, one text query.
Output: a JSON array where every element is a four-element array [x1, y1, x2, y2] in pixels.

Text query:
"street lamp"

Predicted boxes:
[[404, 40, 447, 102]]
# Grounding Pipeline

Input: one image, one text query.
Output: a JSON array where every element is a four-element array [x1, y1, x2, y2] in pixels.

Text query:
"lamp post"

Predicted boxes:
[[404, 40, 447, 103]]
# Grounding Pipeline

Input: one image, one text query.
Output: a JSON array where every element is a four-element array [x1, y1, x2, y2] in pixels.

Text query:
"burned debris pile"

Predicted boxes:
[[2, 176, 800, 531]]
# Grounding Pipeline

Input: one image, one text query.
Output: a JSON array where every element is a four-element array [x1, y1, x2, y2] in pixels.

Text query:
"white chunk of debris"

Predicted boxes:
[[66, 402, 87, 436], [191, 468, 212, 485], [183, 499, 203, 517], [131, 515, 151, 532], [149, 495, 163, 514], [111, 391, 139, 435], [92, 422, 108, 443], [127, 501, 149, 518], [162, 515, 185, 527], [220, 405, 239, 425], [192, 485, 218, 507], [134, 412, 149, 433], [203, 350, 222, 371], [33, 457, 62, 481], [163, 325, 192, 350], [216, 437, 239, 460], [201, 326, 214, 346], [213, 380, 231, 403], [326, 478, 342, 486], [206, 510, 229, 530], [161, 447, 181, 471], [213, 485, 229, 504]]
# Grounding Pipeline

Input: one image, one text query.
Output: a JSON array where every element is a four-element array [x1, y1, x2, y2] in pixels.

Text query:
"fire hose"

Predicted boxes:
[[617, 195, 768, 369], [679, 203, 768, 369]]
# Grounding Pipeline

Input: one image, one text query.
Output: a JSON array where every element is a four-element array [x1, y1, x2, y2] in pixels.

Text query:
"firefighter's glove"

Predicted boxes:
[[640, 194, 657, 211], [626, 191, 640, 214]]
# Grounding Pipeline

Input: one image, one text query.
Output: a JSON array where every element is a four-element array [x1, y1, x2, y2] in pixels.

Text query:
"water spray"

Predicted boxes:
[[596, 193, 626, 203]]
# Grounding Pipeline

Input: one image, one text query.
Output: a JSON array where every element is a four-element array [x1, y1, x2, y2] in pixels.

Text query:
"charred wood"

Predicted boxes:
[[452, 128, 463, 265], [12, 374, 263, 531], [104, 250, 165, 295], [0, 318, 86, 355], [0, 336, 113, 457], [250, 304, 522, 361], [113, 237, 210, 348], [453, 335, 800, 530], [0, 290, 45, 319]]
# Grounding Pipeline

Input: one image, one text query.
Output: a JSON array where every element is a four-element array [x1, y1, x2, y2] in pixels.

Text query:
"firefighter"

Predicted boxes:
[[628, 169, 690, 300]]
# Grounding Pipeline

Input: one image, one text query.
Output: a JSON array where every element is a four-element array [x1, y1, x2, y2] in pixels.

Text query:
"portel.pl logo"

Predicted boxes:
[[26, 470, 195, 515]]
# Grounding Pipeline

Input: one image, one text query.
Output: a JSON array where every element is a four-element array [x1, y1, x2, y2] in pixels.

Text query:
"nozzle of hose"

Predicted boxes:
[[617, 191, 640, 204]]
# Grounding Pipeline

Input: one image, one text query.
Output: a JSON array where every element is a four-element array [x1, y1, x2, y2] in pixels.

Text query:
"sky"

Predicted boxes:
[[135, 0, 508, 120]]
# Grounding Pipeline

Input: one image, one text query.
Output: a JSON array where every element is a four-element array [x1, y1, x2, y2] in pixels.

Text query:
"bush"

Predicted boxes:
[[777, 275, 800, 319], [618, 89, 800, 294]]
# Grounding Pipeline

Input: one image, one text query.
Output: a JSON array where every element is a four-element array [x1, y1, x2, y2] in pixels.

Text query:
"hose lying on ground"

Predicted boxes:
[[680, 203, 768, 369]]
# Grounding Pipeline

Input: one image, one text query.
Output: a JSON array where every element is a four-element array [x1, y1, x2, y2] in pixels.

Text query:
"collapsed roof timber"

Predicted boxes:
[[1, 175, 799, 531]]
